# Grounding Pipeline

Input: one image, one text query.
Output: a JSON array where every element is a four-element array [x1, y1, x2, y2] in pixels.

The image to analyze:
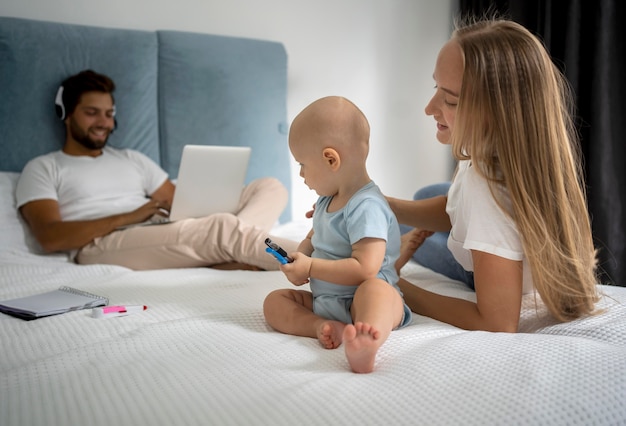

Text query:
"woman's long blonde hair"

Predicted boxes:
[[450, 18, 599, 321]]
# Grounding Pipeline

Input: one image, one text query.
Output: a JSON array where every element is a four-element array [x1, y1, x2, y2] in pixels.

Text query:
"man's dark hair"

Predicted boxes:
[[60, 70, 115, 117]]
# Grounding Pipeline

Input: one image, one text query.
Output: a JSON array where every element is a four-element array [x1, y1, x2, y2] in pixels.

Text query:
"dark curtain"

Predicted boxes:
[[457, 0, 626, 286]]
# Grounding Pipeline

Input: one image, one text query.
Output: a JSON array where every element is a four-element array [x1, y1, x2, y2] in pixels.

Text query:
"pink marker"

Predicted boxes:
[[92, 305, 148, 319]]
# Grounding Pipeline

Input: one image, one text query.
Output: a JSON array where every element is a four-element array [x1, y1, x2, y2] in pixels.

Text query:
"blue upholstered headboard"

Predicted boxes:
[[0, 16, 291, 221]]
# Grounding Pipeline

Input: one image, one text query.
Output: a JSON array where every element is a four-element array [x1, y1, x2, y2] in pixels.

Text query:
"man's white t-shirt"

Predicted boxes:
[[446, 160, 533, 293], [16, 147, 168, 221]]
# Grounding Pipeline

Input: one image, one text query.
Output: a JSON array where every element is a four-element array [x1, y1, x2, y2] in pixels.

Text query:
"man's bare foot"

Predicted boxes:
[[395, 229, 434, 273], [317, 320, 346, 349], [343, 322, 382, 374]]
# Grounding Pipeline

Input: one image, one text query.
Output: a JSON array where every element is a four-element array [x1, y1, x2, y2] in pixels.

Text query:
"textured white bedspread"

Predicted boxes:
[[1, 234, 625, 425]]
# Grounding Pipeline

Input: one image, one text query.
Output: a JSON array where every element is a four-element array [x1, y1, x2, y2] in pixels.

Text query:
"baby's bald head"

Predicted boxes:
[[289, 96, 370, 162]]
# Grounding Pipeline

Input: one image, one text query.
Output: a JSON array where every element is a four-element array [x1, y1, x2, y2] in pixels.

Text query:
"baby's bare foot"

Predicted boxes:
[[317, 320, 345, 349], [343, 322, 382, 374], [395, 229, 434, 272]]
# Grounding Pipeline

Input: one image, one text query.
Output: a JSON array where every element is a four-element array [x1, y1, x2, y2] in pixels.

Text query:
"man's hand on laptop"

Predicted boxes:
[[131, 199, 168, 224], [115, 200, 170, 230]]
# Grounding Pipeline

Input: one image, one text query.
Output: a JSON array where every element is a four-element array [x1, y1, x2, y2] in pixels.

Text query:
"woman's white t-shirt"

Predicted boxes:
[[446, 160, 533, 293]]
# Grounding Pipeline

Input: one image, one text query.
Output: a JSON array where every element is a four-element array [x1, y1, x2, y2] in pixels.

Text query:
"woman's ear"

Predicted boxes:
[[322, 147, 341, 171]]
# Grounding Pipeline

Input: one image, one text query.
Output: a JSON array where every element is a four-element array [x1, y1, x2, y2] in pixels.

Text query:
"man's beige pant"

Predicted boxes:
[[76, 178, 298, 270]]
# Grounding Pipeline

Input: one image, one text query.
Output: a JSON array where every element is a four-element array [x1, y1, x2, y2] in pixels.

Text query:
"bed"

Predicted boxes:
[[1, 17, 626, 426]]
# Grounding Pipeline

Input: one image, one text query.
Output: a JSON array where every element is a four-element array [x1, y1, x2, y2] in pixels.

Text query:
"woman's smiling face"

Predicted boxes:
[[424, 40, 464, 145]]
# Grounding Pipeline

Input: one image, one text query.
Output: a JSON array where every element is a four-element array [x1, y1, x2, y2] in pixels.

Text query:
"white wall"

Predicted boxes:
[[1, 0, 456, 220]]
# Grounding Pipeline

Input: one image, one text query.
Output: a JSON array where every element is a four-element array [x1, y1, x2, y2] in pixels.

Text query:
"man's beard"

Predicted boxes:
[[69, 119, 110, 150]]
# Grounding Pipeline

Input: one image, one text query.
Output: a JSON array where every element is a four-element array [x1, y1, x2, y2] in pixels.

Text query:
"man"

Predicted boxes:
[[16, 69, 296, 270]]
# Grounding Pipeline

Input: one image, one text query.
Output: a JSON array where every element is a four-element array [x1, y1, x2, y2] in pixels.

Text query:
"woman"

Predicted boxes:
[[389, 17, 599, 332]]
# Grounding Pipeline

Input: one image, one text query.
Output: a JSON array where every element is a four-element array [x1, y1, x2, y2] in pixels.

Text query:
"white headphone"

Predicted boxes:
[[54, 86, 67, 120], [54, 85, 117, 131]]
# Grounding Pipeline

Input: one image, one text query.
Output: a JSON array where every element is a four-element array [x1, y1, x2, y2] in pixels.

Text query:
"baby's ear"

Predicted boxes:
[[322, 147, 341, 170]]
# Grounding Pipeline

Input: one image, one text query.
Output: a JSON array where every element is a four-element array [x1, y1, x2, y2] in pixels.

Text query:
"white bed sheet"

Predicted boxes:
[[1, 203, 626, 425]]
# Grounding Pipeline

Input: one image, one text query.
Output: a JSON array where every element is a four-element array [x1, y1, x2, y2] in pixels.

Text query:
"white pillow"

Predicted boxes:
[[0, 172, 42, 253]]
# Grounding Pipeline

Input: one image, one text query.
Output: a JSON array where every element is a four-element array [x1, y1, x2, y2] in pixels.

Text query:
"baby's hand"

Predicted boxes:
[[280, 252, 312, 286]]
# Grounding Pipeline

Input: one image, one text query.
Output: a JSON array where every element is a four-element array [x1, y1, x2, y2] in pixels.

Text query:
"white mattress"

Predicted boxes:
[[1, 215, 626, 425]]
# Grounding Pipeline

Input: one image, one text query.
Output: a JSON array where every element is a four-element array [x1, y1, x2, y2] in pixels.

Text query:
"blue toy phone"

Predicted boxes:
[[265, 238, 293, 264]]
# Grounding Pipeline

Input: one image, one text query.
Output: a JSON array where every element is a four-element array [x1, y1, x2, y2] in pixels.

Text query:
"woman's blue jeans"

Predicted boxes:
[[399, 183, 475, 289]]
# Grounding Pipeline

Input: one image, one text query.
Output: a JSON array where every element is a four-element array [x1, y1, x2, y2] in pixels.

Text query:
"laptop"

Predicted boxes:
[[168, 144, 251, 221], [120, 145, 251, 229]]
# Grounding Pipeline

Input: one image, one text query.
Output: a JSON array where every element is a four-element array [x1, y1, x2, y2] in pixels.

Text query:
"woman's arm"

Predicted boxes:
[[399, 250, 523, 332], [386, 195, 451, 232]]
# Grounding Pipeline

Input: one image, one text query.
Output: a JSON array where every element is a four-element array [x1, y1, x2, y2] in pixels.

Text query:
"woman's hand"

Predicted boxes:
[[305, 203, 316, 219]]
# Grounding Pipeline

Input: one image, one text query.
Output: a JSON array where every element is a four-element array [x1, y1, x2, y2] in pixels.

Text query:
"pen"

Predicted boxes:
[[92, 305, 148, 319]]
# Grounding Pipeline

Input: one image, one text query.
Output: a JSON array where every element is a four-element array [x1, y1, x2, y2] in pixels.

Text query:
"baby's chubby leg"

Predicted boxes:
[[263, 288, 345, 348], [344, 279, 405, 373]]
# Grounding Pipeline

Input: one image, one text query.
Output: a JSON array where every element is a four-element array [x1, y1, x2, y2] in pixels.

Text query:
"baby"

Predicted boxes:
[[263, 96, 411, 373]]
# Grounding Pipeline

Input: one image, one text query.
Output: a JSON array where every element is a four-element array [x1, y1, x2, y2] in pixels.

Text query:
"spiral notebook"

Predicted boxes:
[[0, 286, 108, 320]]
